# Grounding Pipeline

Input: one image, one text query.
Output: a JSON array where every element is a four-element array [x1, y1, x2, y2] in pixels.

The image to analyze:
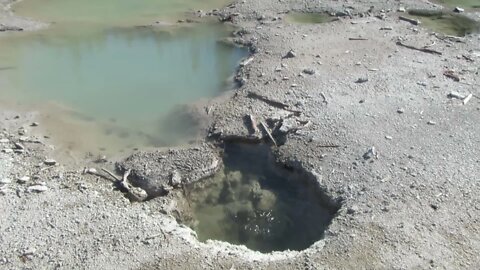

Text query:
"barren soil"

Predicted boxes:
[[1, 0, 479, 269]]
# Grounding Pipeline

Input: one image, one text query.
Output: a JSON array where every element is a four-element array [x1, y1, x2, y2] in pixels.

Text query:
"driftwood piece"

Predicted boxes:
[[399, 16, 420, 25], [247, 91, 302, 115], [463, 94, 473, 105], [247, 114, 259, 135], [443, 70, 460, 81], [260, 121, 277, 147], [396, 41, 442, 55], [101, 168, 121, 182]]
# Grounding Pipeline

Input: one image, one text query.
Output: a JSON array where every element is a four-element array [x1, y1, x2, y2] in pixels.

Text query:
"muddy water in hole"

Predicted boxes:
[[185, 144, 338, 253], [0, 0, 247, 157]]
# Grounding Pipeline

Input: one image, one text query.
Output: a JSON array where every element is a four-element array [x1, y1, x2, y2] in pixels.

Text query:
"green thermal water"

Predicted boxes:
[[14, 0, 229, 25], [0, 0, 247, 155], [408, 9, 480, 36], [434, 0, 480, 10], [186, 144, 337, 253]]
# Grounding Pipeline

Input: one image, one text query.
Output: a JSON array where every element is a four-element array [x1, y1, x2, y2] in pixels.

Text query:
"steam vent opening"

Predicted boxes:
[[184, 143, 340, 253]]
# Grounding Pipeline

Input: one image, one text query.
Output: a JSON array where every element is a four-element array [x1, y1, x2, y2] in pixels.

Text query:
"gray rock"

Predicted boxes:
[[302, 68, 316, 75], [14, 142, 25, 150], [169, 170, 182, 187], [27, 185, 48, 193], [2, 149, 13, 153], [44, 159, 57, 166], [283, 49, 296, 59], [355, 77, 368, 83], [0, 138, 9, 143], [17, 176, 30, 184], [453, 7, 464, 13], [0, 178, 12, 185], [363, 147, 377, 160]]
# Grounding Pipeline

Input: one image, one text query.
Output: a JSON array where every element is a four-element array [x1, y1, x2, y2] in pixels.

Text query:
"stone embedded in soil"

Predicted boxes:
[[0, 178, 12, 184], [17, 176, 30, 184], [27, 185, 48, 193], [302, 68, 316, 75], [14, 143, 25, 150], [355, 77, 368, 83], [44, 159, 57, 166], [0, 138, 9, 143]]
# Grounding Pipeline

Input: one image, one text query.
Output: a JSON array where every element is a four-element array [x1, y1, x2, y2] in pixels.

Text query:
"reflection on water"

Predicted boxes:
[[0, 24, 247, 155], [185, 144, 338, 253]]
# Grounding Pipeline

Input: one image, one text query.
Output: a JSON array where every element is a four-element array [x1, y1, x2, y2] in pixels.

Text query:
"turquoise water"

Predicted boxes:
[[0, 1, 247, 156], [0, 25, 246, 154]]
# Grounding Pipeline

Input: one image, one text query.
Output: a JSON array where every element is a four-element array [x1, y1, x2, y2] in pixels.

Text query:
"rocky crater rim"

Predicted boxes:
[[116, 141, 342, 257]]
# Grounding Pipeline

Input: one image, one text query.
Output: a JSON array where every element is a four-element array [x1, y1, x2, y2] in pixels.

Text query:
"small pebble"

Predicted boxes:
[[27, 185, 48, 193], [17, 176, 30, 184], [397, 108, 405, 114], [427, 121, 437, 125], [2, 149, 13, 153], [302, 68, 316, 75], [0, 138, 9, 143], [0, 178, 12, 185], [14, 142, 25, 150], [30, 122, 39, 127], [44, 159, 57, 166], [355, 77, 368, 83], [385, 136, 393, 140]]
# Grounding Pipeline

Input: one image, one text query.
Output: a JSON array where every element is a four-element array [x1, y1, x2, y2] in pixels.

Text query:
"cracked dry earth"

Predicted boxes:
[[1, 0, 480, 269]]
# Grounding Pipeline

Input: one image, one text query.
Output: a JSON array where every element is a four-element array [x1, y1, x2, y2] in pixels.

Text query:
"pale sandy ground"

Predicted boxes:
[[1, 0, 479, 269]]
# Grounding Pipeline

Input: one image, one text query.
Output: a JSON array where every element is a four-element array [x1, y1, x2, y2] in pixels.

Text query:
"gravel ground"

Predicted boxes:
[[1, 0, 480, 269]]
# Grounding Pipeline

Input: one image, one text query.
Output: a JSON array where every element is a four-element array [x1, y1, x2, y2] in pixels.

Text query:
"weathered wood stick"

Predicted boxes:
[[247, 114, 259, 134], [101, 168, 121, 182], [399, 16, 420, 25], [260, 121, 277, 147], [349, 37, 368, 40], [463, 94, 473, 105], [247, 91, 302, 115], [396, 41, 442, 55]]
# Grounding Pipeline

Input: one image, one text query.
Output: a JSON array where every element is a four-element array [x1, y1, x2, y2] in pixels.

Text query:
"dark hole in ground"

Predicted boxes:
[[183, 143, 340, 253]]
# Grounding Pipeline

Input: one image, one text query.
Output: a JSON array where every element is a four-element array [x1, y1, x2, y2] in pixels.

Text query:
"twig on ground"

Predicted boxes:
[[260, 121, 277, 147], [396, 41, 442, 55]]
